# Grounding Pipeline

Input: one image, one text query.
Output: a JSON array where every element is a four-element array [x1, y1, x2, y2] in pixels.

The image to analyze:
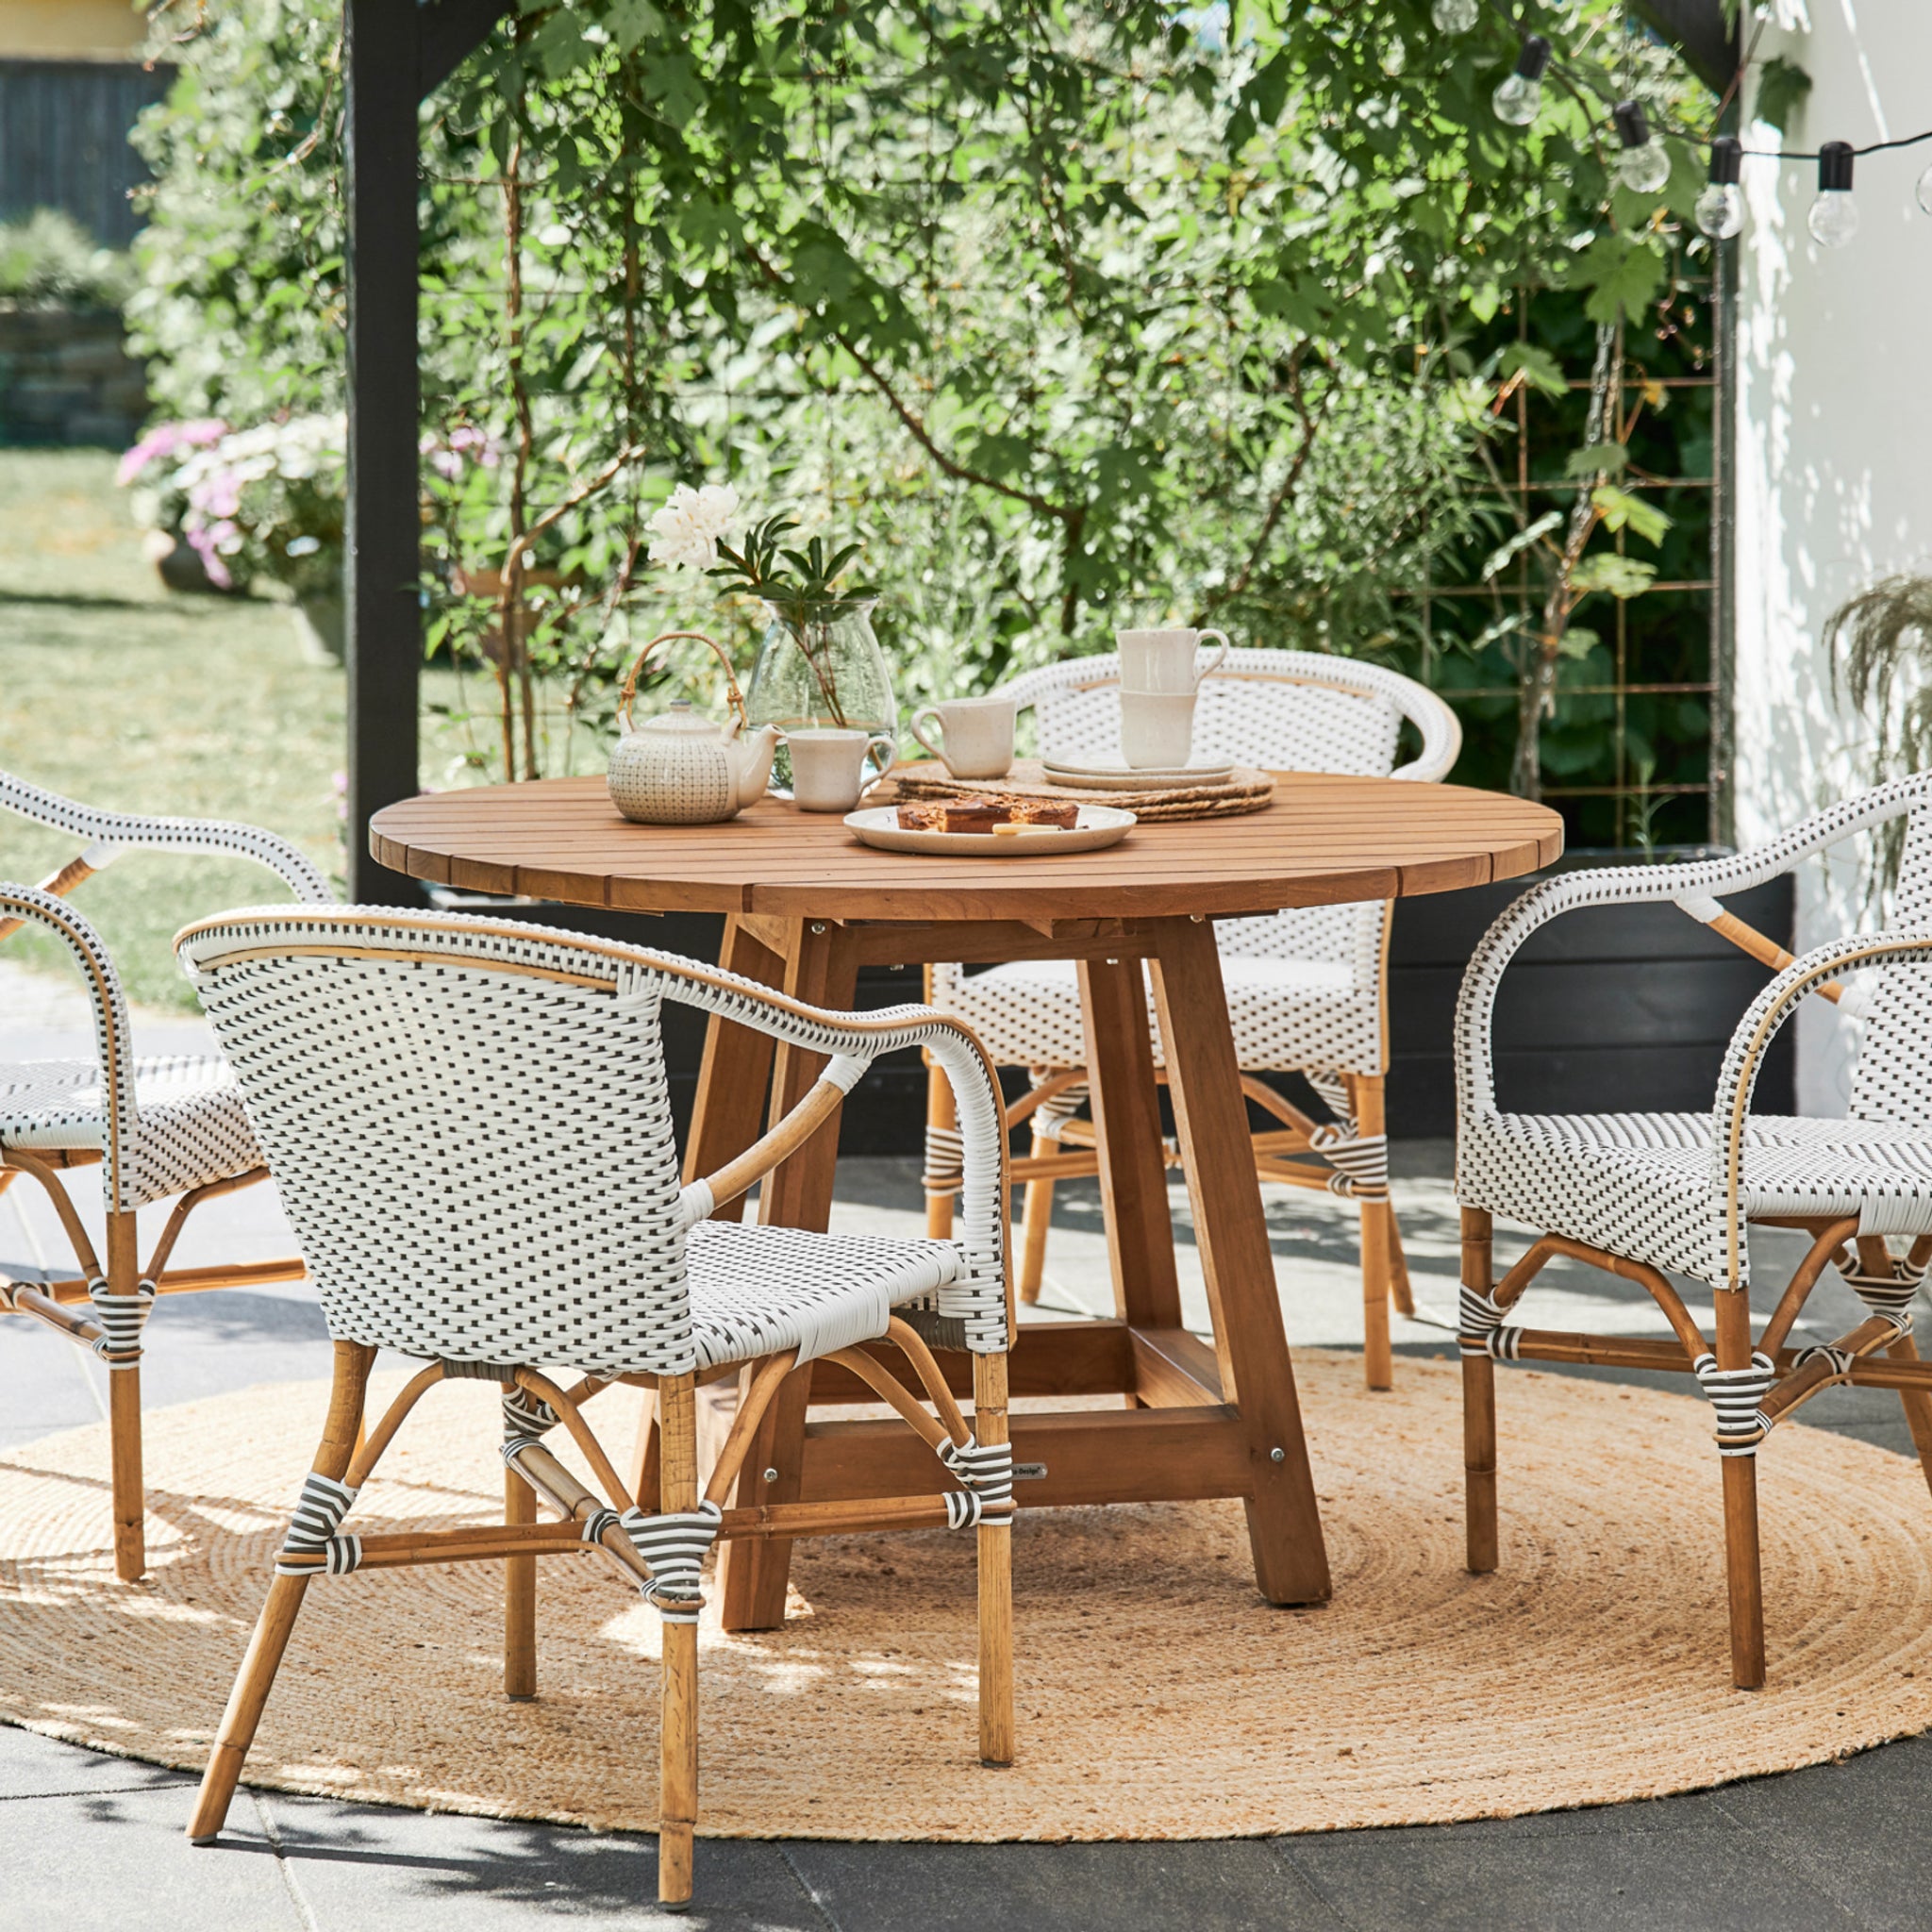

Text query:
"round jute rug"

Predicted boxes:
[[4, 1351, 1931, 1840]]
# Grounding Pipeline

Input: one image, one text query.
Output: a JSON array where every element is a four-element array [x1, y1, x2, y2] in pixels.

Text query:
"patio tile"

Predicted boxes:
[[258, 1791, 829, 1931], [1273, 1816, 1859, 1931], [0, 1783, 307, 1929], [781, 1838, 1344, 1931], [0, 1314, 102, 1444], [1707, 1740, 1932, 1931], [0, 1722, 191, 1800]]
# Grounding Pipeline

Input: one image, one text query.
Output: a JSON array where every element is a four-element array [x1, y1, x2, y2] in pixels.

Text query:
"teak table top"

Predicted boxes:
[[371, 771, 1563, 923]]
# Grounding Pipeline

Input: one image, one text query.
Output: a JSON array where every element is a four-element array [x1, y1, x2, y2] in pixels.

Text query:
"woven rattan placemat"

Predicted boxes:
[[879, 758, 1274, 821], [5, 1350, 1931, 1840]]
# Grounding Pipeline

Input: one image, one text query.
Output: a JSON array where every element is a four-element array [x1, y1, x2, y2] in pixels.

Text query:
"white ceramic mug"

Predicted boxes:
[[1115, 627, 1232, 694], [784, 728, 898, 812], [1119, 691, 1197, 769], [908, 695, 1017, 780]]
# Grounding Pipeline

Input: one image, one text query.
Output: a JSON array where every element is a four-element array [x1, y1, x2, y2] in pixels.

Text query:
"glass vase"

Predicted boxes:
[[743, 598, 898, 790]]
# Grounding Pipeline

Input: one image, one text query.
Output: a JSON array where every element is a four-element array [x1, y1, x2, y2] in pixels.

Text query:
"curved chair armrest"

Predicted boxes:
[[0, 882, 138, 1210], [1703, 932, 1932, 1288], [1455, 771, 1932, 1120], [0, 770, 334, 904], [1387, 694, 1461, 785], [637, 956, 1012, 1346]]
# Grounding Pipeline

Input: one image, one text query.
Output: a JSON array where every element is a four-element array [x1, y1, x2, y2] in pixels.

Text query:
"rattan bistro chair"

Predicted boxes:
[[924, 648, 1461, 1388], [1455, 773, 1932, 1688], [174, 908, 1016, 1907], [0, 771, 332, 1580]]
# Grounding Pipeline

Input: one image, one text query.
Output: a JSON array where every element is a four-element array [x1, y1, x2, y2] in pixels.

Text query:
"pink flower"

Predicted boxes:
[[115, 417, 226, 488], [185, 524, 233, 591]]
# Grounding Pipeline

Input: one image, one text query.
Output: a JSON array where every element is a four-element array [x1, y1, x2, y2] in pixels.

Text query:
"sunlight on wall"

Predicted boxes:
[[1734, 0, 1932, 1110]]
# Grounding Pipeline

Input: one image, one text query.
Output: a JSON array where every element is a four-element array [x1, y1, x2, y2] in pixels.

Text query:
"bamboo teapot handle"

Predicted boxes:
[[615, 631, 748, 736]]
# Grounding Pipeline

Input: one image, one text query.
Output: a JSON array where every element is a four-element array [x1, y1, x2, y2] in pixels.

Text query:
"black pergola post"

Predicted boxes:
[[342, 0, 512, 902]]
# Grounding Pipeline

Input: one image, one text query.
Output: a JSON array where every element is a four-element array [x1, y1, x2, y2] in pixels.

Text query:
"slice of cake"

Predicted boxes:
[[895, 799, 1079, 833]]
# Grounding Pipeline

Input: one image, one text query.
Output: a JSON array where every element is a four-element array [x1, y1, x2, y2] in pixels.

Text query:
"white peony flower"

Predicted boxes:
[[647, 481, 741, 571]]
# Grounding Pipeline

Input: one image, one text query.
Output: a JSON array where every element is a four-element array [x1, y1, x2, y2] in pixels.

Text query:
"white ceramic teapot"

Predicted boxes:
[[608, 632, 780, 825]]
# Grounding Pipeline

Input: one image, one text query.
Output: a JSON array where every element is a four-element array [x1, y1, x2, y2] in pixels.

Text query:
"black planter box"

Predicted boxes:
[[1386, 868, 1796, 1138], [429, 862, 1794, 1150]]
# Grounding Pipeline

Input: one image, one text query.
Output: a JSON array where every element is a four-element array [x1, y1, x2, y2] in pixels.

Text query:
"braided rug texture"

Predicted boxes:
[[4, 1352, 1931, 1840]]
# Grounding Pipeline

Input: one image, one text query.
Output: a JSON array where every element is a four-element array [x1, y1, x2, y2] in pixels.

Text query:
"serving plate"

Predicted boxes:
[[844, 804, 1137, 858], [1040, 757, 1235, 790]]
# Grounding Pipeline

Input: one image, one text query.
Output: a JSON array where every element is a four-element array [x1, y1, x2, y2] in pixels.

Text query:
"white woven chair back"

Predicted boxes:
[[180, 910, 697, 1377], [999, 649, 1459, 966], [1846, 805, 1932, 1124], [1, 768, 333, 901]]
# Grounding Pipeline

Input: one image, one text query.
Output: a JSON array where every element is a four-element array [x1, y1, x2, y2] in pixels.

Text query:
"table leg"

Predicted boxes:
[[683, 916, 787, 1218], [717, 918, 859, 1631], [1078, 955, 1183, 1331], [1149, 916, 1331, 1606]]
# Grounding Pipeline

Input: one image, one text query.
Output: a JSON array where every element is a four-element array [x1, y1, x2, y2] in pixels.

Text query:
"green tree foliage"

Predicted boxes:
[[130, 0, 1714, 807]]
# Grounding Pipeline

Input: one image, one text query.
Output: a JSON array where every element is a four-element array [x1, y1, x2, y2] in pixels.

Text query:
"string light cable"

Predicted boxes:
[[1431, 5, 1932, 245]]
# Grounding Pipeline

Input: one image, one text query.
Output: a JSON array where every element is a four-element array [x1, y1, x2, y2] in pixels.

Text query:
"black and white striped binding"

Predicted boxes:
[[275, 1471, 362, 1575]]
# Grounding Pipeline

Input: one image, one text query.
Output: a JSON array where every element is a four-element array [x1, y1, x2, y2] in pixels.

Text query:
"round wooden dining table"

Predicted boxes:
[[372, 772, 1562, 1629]]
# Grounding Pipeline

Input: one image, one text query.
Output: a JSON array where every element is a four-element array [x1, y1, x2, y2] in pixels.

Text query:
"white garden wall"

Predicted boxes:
[[1732, 0, 1932, 1108]]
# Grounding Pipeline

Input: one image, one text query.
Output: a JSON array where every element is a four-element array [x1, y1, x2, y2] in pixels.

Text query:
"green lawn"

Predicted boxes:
[[0, 450, 346, 1008]]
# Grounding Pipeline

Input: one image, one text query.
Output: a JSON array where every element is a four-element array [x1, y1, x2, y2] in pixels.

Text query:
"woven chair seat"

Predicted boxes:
[[0, 1053, 262, 1207], [940, 953, 1371, 1076], [682, 1218, 959, 1371], [1460, 1108, 1932, 1290]]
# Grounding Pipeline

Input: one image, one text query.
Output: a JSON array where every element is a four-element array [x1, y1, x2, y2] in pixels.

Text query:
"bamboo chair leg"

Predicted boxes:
[[190, 1341, 375, 1843], [1360, 1198, 1393, 1392], [1721, 1453, 1766, 1690], [924, 1059, 957, 1241], [658, 1371, 700, 1908], [1017, 1135, 1055, 1307], [504, 1460, 537, 1702], [1885, 1332, 1932, 1501], [974, 1351, 1014, 1767], [1353, 1078, 1392, 1391], [1460, 1208, 1498, 1574], [1714, 1286, 1766, 1690], [1384, 1201, 1415, 1318], [105, 1210, 144, 1582]]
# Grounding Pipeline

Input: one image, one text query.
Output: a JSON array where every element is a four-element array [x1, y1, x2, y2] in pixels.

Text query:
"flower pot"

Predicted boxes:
[[147, 531, 237, 597], [291, 592, 345, 665]]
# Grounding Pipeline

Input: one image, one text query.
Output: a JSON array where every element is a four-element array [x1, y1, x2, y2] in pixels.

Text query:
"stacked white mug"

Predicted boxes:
[[1114, 627, 1231, 768]]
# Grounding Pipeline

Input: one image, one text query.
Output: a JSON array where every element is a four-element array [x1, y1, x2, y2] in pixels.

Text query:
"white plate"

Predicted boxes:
[[1041, 758, 1234, 790], [844, 804, 1137, 858]]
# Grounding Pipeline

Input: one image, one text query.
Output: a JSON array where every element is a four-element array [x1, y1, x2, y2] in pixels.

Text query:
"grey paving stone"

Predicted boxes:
[[783, 1838, 1342, 1932], [256, 1790, 825, 1931], [0, 1784, 306, 1930], [1274, 1818, 1859, 1932], [0, 1315, 101, 1443], [1708, 1740, 1932, 1931], [0, 1722, 191, 1800]]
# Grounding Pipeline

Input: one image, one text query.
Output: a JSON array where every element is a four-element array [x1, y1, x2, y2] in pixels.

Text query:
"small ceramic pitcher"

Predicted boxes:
[[785, 727, 899, 811], [1115, 627, 1232, 694], [908, 696, 1017, 780]]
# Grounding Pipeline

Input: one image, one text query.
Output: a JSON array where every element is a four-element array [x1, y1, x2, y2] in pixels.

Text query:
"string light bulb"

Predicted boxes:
[[1694, 135, 1744, 239], [1916, 158, 1932, 217], [1430, 0, 1480, 30], [1611, 101, 1671, 195], [1491, 36, 1550, 126], [1807, 141, 1858, 248]]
